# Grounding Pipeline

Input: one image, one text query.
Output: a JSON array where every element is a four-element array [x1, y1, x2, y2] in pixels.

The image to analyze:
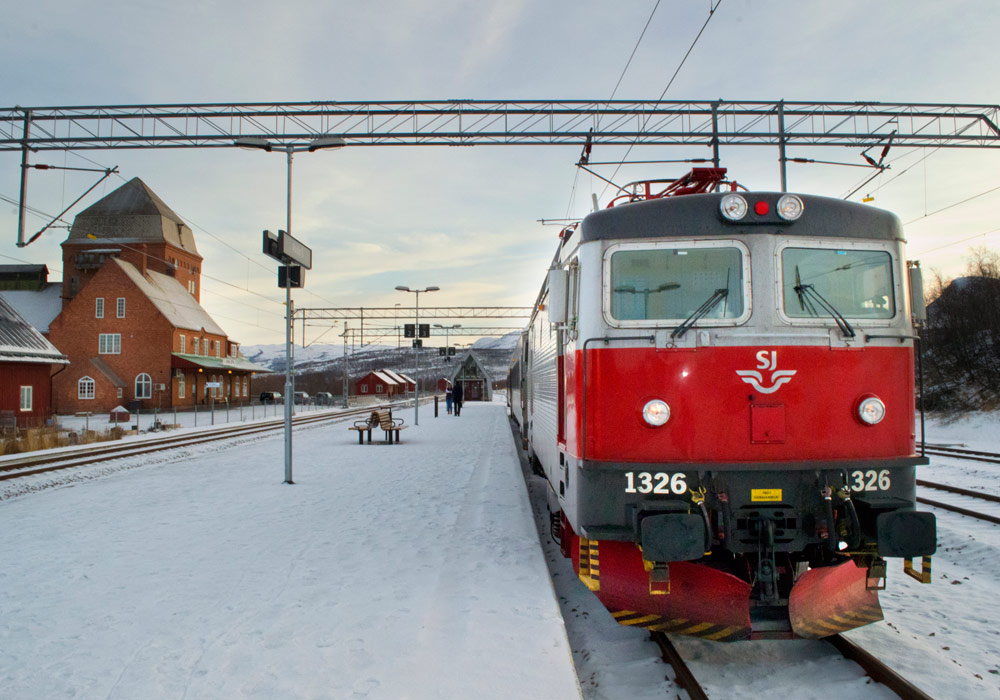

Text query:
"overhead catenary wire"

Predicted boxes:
[[598, 0, 725, 201]]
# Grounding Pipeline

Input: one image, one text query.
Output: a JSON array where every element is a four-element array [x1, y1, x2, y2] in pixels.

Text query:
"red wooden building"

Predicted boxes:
[[0, 296, 69, 430], [354, 370, 403, 398]]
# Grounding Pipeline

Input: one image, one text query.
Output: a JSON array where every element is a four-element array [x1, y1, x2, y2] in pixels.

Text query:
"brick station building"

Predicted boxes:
[[45, 177, 266, 413]]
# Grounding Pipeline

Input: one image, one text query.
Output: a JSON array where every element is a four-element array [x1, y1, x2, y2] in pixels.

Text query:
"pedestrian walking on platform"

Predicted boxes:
[[445, 385, 453, 414], [452, 382, 464, 416]]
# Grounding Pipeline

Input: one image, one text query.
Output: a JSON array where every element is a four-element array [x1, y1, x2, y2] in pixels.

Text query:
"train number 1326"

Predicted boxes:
[[624, 472, 688, 495]]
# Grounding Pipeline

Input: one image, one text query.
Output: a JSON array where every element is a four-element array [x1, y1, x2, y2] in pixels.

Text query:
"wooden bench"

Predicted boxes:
[[348, 411, 379, 444], [375, 409, 407, 444], [348, 409, 407, 444]]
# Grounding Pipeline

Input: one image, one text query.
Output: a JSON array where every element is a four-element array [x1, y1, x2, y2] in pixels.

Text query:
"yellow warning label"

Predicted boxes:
[[751, 488, 783, 502]]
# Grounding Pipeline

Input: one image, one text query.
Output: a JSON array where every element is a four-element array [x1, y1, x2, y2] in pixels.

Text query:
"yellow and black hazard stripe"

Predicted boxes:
[[612, 610, 748, 642], [793, 602, 884, 639], [578, 538, 600, 592]]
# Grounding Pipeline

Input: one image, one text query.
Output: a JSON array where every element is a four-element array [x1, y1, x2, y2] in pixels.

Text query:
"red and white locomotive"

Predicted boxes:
[[510, 168, 936, 641]]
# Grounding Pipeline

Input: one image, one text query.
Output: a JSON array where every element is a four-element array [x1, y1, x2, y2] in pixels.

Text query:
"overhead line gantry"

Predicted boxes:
[[4, 99, 1000, 247]]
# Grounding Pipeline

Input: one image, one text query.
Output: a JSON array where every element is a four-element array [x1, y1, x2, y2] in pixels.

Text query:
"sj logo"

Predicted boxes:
[[736, 350, 797, 394]]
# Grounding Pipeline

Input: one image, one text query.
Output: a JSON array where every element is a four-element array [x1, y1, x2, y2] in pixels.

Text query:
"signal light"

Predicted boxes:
[[754, 201, 770, 216]]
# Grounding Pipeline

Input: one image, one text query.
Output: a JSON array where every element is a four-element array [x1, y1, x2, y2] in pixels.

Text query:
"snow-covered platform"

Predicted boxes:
[[0, 402, 582, 699]]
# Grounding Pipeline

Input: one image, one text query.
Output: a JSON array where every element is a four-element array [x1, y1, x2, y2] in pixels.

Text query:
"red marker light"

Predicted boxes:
[[754, 201, 770, 216]]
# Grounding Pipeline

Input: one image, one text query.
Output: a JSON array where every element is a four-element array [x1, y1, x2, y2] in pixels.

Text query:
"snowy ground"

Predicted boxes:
[[1, 407, 997, 699], [0, 402, 580, 699]]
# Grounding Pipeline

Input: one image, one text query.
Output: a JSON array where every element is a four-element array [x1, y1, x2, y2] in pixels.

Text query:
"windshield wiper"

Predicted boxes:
[[671, 288, 728, 339], [793, 279, 856, 338]]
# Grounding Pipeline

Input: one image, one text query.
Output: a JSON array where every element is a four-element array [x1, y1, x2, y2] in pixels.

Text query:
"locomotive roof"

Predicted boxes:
[[578, 192, 903, 244]]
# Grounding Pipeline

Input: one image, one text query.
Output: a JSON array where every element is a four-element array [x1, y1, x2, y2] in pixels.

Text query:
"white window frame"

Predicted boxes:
[[117, 297, 126, 318], [95, 297, 104, 319], [98, 333, 121, 354], [602, 239, 753, 329], [179, 334, 186, 353], [19, 385, 32, 411], [243, 376, 248, 396], [193, 338, 200, 355], [135, 373, 152, 399], [774, 238, 902, 330], [216, 341, 220, 358], [178, 373, 185, 399], [78, 376, 95, 400], [361, 384, 369, 394]]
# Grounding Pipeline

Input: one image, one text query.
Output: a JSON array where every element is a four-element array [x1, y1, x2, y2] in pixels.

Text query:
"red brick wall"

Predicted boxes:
[[49, 261, 175, 414]]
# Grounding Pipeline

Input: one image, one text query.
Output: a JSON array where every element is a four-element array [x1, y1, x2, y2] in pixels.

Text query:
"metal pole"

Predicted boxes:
[[284, 147, 294, 484], [778, 101, 788, 193], [342, 325, 350, 409], [414, 291, 420, 425], [711, 101, 720, 168], [17, 110, 31, 248]]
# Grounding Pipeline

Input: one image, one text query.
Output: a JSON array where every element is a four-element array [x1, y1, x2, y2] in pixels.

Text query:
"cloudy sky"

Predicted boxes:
[[2, 0, 998, 345]]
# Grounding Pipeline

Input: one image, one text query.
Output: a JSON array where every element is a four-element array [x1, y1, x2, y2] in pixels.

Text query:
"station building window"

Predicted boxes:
[[135, 373, 152, 399], [95, 298, 104, 319], [78, 376, 95, 400], [99, 333, 121, 354]]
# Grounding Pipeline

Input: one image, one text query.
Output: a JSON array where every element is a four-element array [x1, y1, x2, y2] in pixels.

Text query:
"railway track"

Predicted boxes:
[[919, 442, 1000, 465], [652, 631, 935, 700], [915, 443, 1000, 524], [0, 402, 412, 485]]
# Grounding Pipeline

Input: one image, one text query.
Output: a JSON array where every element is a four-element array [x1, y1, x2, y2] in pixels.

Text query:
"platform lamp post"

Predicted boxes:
[[394, 285, 439, 425], [434, 324, 461, 361], [238, 135, 344, 485]]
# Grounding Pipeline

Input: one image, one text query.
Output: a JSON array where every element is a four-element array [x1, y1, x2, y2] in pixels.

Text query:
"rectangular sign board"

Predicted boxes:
[[205, 382, 221, 388], [262, 230, 281, 261], [278, 230, 313, 269]]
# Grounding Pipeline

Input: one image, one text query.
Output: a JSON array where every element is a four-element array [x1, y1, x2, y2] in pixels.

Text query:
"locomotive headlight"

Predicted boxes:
[[719, 193, 748, 221], [858, 396, 886, 425], [776, 194, 804, 220], [642, 399, 671, 427]]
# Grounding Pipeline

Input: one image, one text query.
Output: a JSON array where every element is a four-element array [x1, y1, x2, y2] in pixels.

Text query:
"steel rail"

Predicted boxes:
[[650, 632, 710, 700], [0, 403, 410, 483], [653, 630, 934, 699], [917, 479, 1000, 504], [826, 634, 935, 700], [916, 496, 1000, 525], [920, 443, 1000, 464]]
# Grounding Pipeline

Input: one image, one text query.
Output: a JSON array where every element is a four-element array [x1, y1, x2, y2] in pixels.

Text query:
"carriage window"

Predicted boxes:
[[781, 248, 894, 319], [609, 246, 744, 321]]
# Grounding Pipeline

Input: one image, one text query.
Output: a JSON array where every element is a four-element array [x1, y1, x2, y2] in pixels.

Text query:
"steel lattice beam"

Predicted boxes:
[[302, 307, 534, 321], [2, 100, 999, 151]]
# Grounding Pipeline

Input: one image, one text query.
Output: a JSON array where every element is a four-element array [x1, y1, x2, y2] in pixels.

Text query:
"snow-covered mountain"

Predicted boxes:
[[243, 331, 520, 394]]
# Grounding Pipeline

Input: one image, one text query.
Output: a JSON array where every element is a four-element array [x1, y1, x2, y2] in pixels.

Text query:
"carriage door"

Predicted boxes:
[[557, 259, 579, 448]]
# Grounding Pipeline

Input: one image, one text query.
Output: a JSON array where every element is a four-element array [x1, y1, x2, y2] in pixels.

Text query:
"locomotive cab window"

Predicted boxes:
[[605, 241, 748, 325], [781, 247, 895, 320]]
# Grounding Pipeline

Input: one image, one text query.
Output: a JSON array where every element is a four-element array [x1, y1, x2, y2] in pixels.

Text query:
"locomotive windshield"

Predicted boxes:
[[781, 247, 895, 319], [608, 244, 745, 322]]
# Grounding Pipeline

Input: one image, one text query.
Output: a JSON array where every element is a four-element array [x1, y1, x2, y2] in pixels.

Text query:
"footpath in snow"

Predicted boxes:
[[0, 402, 582, 699]]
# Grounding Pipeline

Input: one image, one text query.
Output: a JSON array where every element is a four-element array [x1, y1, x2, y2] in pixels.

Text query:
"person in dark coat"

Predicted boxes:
[[452, 382, 464, 416]]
